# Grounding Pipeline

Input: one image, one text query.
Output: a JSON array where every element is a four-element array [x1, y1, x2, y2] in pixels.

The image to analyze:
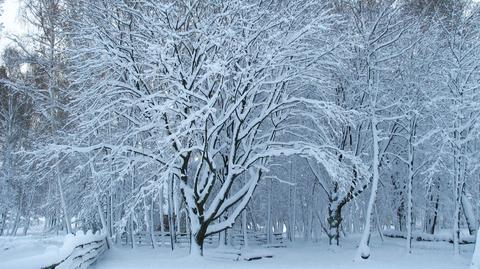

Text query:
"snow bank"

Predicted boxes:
[[0, 234, 64, 262], [383, 229, 475, 244], [0, 230, 107, 269]]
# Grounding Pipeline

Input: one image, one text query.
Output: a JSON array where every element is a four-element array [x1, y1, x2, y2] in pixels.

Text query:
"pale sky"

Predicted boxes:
[[0, 0, 29, 51]]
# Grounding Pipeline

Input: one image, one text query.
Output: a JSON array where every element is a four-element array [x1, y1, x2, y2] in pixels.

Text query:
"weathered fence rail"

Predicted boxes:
[[0, 230, 109, 269]]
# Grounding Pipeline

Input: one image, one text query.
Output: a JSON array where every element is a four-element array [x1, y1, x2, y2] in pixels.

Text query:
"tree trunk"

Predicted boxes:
[[288, 186, 294, 242], [355, 117, 380, 261], [375, 204, 384, 242], [159, 187, 165, 247], [144, 197, 155, 248], [218, 216, 227, 247], [97, 197, 113, 248], [462, 194, 476, 236], [406, 136, 414, 254], [168, 176, 176, 250], [57, 174, 72, 234], [10, 194, 23, 236], [10, 210, 21, 236], [108, 193, 113, 238], [189, 217, 207, 257], [242, 209, 249, 249], [453, 153, 461, 256], [292, 185, 296, 242], [267, 178, 273, 244], [190, 231, 206, 257], [130, 215, 135, 248], [425, 182, 440, 234], [327, 205, 342, 246], [0, 211, 7, 236], [22, 211, 31, 236], [453, 199, 461, 255], [470, 228, 480, 269]]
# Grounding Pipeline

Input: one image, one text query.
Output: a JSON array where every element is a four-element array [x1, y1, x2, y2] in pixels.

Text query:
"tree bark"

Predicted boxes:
[[168, 176, 176, 250], [158, 186, 165, 247], [462, 193, 477, 236], [327, 205, 342, 246], [406, 128, 415, 254], [425, 181, 440, 234], [56, 173, 72, 234], [242, 209, 249, 248]]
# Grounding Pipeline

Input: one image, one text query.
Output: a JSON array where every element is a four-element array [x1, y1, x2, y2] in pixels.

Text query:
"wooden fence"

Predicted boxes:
[[43, 231, 109, 269], [0, 230, 109, 269], [120, 231, 285, 248]]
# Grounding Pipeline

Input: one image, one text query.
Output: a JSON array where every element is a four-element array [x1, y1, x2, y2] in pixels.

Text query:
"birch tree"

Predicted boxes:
[[346, 0, 416, 260]]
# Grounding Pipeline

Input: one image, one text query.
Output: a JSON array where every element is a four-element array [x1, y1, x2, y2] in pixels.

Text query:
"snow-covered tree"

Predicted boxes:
[[47, 0, 363, 256]]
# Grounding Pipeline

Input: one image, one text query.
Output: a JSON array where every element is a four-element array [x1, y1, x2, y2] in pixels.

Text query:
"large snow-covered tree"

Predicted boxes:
[[49, 0, 363, 256]]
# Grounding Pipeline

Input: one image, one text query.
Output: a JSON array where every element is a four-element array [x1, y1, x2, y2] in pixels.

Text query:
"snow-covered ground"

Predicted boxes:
[[92, 235, 473, 269], [0, 233, 65, 263], [0, 222, 66, 264]]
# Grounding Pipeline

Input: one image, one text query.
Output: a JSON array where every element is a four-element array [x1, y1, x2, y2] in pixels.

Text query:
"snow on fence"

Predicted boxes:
[[383, 230, 475, 244], [0, 230, 109, 269], [120, 232, 193, 247], [120, 231, 285, 248]]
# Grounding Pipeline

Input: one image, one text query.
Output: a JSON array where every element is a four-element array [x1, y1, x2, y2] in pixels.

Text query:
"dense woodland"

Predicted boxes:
[[1, 0, 480, 260]]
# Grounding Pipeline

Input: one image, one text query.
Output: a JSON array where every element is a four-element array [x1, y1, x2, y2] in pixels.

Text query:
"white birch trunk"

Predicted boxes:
[[406, 131, 414, 254], [159, 186, 165, 247], [56, 173, 72, 234], [462, 194, 477, 235], [108, 193, 113, 238], [130, 173, 136, 249], [242, 209, 249, 249], [267, 178, 272, 244], [355, 117, 380, 261], [470, 228, 480, 269], [130, 215, 135, 249], [453, 196, 460, 255], [144, 198, 155, 248], [96, 197, 112, 248], [168, 176, 176, 250], [453, 150, 460, 256]]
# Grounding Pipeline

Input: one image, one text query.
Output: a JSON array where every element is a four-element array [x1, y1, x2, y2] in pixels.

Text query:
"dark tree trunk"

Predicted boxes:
[[0, 212, 6, 236], [426, 183, 439, 234], [190, 222, 208, 256], [327, 205, 342, 246]]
